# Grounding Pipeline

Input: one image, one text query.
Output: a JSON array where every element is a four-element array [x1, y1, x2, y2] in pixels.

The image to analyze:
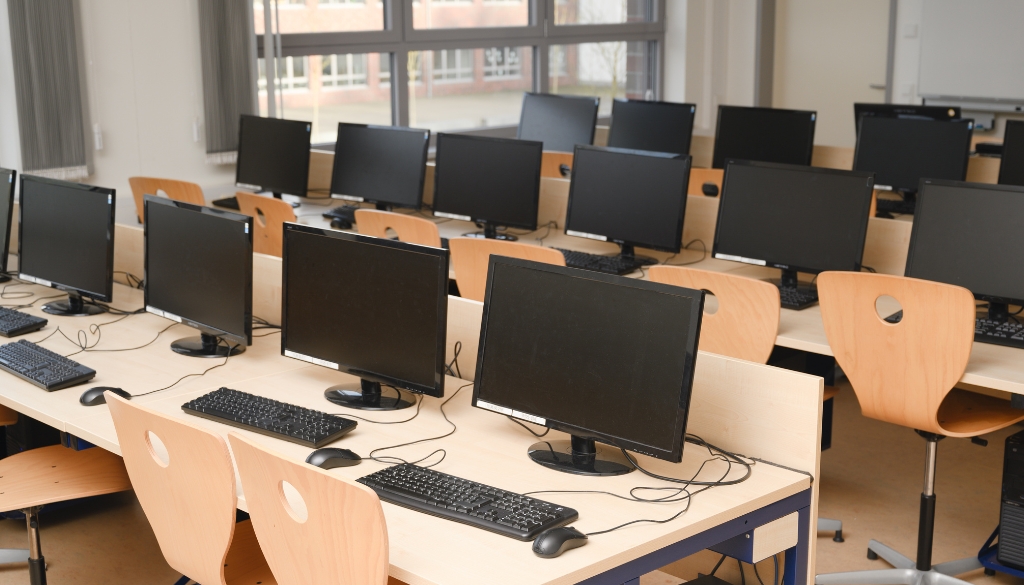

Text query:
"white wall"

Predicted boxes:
[[0, 0, 20, 171]]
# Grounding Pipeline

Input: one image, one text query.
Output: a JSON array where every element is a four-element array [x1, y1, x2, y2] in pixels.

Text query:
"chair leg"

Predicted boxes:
[[25, 507, 45, 585], [0, 548, 29, 564], [818, 517, 845, 542], [867, 539, 915, 569], [172, 577, 192, 585]]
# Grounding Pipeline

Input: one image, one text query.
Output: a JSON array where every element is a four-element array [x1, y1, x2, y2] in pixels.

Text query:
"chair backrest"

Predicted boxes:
[[648, 266, 780, 364], [687, 167, 724, 196], [106, 395, 237, 585], [817, 271, 975, 434], [354, 209, 441, 248], [227, 432, 390, 585], [129, 177, 206, 224], [235, 192, 297, 257], [448, 238, 566, 302]]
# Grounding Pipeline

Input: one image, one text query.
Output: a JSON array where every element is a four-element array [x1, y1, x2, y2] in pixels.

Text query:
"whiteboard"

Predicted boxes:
[[919, 0, 1024, 102]]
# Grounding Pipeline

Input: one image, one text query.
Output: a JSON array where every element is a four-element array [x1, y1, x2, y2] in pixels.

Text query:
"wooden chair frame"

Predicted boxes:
[[448, 238, 565, 302]]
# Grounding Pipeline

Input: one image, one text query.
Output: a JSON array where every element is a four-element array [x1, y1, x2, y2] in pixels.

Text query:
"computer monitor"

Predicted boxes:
[[607, 99, 696, 156], [330, 123, 430, 210], [905, 179, 1024, 324], [432, 133, 543, 240], [854, 103, 961, 136], [18, 175, 115, 316], [472, 256, 704, 476], [564, 146, 690, 263], [712, 160, 875, 304], [282, 224, 448, 411], [0, 168, 15, 284], [517, 92, 599, 153], [711, 105, 816, 169], [853, 116, 973, 207], [236, 114, 311, 199], [145, 196, 253, 358], [999, 120, 1024, 187]]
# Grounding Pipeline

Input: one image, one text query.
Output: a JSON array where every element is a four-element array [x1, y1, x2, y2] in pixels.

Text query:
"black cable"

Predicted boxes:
[[114, 271, 144, 289], [253, 330, 281, 338], [366, 381, 471, 468], [663, 239, 707, 267], [0, 281, 33, 300], [331, 389, 422, 425], [71, 320, 181, 356], [507, 415, 549, 438], [752, 561, 767, 585], [0, 293, 65, 310], [861, 265, 877, 273], [621, 434, 753, 487], [710, 554, 727, 577], [130, 341, 239, 397], [444, 341, 462, 379]]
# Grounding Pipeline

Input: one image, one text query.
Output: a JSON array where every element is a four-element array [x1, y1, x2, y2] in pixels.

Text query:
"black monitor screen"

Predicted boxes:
[[999, 120, 1024, 187], [906, 180, 1024, 307], [713, 161, 875, 274], [282, 226, 448, 397], [0, 169, 14, 274], [565, 146, 690, 253], [145, 197, 253, 346], [712, 106, 816, 169], [854, 103, 960, 135], [432, 133, 542, 230], [517, 93, 598, 152], [607, 99, 696, 156], [853, 117, 973, 193], [331, 123, 429, 209], [236, 115, 311, 197], [472, 257, 703, 461], [19, 176, 115, 302]]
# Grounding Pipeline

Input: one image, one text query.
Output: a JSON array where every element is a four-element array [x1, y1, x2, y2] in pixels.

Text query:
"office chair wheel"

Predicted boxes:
[[985, 568, 996, 576], [867, 548, 878, 560], [833, 529, 845, 543]]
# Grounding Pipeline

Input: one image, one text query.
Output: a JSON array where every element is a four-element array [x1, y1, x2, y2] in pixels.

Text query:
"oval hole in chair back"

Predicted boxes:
[[279, 480, 309, 523], [145, 430, 170, 468]]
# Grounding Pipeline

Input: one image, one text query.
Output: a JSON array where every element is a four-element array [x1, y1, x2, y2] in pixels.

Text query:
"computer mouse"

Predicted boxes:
[[702, 182, 720, 197], [330, 218, 353, 230], [532, 526, 588, 558], [305, 447, 362, 469], [559, 163, 572, 177], [80, 387, 132, 406]]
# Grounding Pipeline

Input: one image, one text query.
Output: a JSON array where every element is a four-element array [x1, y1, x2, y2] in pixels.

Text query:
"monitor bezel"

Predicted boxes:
[[712, 105, 817, 170], [564, 145, 691, 254], [235, 114, 312, 198], [18, 174, 116, 304], [906, 178, 1024, 308], [998, 120, 1024, 186], [517, 92, 600, 152], [853, 117, 974, 193], [711, 159, 875, 275], [607, 98, 697, 156], [853, 103, 961, 136], [0, 168, 15, 276], [329, 122, 430, 210], [471, 256, 704, 463], [280, 223, 450, 398], [432, 132, 543, 232], [143, 195, 254, 347]]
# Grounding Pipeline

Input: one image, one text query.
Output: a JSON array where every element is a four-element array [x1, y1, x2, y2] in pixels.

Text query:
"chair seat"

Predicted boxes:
[[0, 445, 131, 512], [823, 386, 840, 401], [936, 388, 1024, 437], [224, 520, 277, 585]]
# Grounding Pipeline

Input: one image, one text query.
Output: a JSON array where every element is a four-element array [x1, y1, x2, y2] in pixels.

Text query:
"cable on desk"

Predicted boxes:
[[507, 416, 549, 438], [0, 293, 65, 310], [0, 281, 33, 300], [662, 239, 707, 267], [67, 320, 182, 357], [130, 341, 240, 398], [114, 271, 144, 289], [444, 340, 462, 379], [366, 380, 472, 469], [331, 389, 423, 426]]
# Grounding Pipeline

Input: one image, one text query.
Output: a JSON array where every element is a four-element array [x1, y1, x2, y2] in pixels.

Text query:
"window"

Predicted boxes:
[[322, 54, 368, 89], [412, 0, 529, 29], [554, 0, 651, 25], [483, 47, 521, 80], [319, 0, 365, 5], [259, 56, 309, 93], [254, 0, 384, 33], [432, 49, 474, 83], [549, 41, 651, 117]]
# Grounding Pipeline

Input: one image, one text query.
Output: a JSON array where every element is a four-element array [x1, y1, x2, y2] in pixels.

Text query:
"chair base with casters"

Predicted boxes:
[[815, 433, 981, 585], [818, 518, 844, 543]]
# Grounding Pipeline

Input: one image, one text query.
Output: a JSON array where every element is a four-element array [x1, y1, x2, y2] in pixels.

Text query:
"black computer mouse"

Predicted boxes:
[[80, 387, 132, 406], [305, 447, 362, 469], [702, 182, 720, 197], [532, 526, 588, 558], [330, 219, 353, 230], [559, 163, 571, 177]]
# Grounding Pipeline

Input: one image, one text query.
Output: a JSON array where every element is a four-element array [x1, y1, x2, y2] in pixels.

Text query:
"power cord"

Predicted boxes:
[[364, 380, 472, 468], [130, 340, 240, 397], [662, 239, 708, 267], [444, 341, 462, 379]]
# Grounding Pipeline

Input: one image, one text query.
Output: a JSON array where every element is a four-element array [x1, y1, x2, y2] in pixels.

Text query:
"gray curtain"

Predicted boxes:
[[198, 0, 259, 164], [7, 0, 92, 179]]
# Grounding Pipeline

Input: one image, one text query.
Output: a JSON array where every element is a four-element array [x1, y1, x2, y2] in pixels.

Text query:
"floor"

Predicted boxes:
[[0, 383, 1019, 585]]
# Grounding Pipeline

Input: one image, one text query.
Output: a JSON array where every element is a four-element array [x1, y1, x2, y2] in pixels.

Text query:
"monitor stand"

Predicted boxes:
[[618, 244, 658, 267], [527, 435, 633, 477], [464, 224, 517, 241], [875, 190, 916, 218], [171, 332, 245, 358], [325, 379, 414, 411], [0, 274, 10, 284], [42, 292, 107, 317], [982, 302, 1010, 324], [769, 269, 819, 310]]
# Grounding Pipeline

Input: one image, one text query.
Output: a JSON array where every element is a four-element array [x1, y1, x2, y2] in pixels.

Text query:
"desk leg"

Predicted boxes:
[[784, 504, 811, 585]]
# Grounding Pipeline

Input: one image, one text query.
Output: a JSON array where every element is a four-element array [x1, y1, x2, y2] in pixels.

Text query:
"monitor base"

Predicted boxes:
[[463, 231, 518, 242], [325, 379, 414, 411], [171, 334, 245, 358], [619, 244, 658, 267], [527, 436, 633, 476], [0, 274, 10, 284], [42, 295, 107, 317]]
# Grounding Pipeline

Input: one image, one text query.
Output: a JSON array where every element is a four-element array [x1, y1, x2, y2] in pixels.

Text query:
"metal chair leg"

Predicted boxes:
[[25, 507, 45, 585]]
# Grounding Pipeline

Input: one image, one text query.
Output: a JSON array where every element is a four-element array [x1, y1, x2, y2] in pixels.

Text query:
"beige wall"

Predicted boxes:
[[772, 0, 890, 148]]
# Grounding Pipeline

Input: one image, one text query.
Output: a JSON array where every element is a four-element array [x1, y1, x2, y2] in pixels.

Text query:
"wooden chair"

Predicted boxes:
[[235, 192, 297, 258], [0, 403, 132, 585], [448, 238, 565, 302], [648, 266, 845, 541], [687, 167, 724, 196], [354, 209, 441, 248], [816, 272, 1024, 585], [106, 395, 275, 585], [228, 432, 399, 585], [129, 177, 206, 224]]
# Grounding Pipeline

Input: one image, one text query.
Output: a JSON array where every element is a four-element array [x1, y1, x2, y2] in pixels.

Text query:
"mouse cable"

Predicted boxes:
[[365, 380, 471, 469], [0, 280, 34, 300], [65, 320, 182, 357], [129, 341, 240, 398]]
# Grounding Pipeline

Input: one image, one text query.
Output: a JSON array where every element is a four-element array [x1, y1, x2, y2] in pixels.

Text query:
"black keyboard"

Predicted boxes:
[[182, 387, 357, 448], [358, 463, 579, 541], [555, 248, 645, 276], [0, 340, 95, 391], [778, 285, 819, 310], [0, 307, 47, 338], [975, 318, 1024, 350]]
